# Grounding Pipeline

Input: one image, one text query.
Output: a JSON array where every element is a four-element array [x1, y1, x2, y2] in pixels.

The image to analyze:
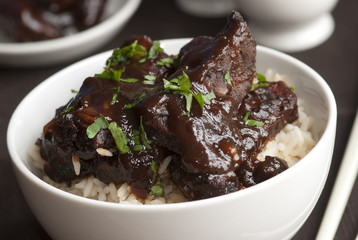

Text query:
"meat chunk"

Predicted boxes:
[[40, 36, 173, 198], [140, 11, 257, 175], [169, 81, 297, 200]]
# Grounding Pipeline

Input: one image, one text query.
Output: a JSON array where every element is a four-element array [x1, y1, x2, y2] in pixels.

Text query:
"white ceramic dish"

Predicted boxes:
[[7, 39, 337, 240], [0, 0, 141, 67], [236, 0, 338, 52]]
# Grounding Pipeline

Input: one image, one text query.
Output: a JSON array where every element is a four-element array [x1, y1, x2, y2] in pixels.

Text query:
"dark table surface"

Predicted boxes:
[[1, 0, 357, 239]]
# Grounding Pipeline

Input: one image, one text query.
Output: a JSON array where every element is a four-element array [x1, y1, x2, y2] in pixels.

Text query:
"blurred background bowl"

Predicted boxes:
[[236, 0, 339, 52], [0, 0, 141, 67], [7, 39, 336, 240]]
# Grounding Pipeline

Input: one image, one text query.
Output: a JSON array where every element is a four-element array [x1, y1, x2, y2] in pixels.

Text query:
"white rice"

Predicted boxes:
[[28, 72, 317, 204]]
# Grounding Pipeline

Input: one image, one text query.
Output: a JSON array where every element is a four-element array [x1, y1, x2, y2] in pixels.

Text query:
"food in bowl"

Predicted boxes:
[[0, 0, 107, 42], [30, 11, 316, 203]]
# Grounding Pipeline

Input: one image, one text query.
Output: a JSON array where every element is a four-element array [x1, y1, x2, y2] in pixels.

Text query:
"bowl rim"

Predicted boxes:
[[6, 40, 337, 211], [0, 0, 142, 55]]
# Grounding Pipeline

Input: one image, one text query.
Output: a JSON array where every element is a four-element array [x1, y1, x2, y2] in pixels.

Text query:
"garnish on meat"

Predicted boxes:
[[38, 11, 298, 201]]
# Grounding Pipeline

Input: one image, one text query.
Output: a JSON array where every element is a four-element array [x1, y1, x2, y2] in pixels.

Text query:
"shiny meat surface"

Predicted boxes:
[[40, 36, 173, 198], [39, 11, 299, 201]]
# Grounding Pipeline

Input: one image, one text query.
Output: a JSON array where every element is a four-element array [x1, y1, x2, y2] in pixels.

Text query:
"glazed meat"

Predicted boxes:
[[40, 36, 174, 198], [139, 11, 256, 175], [0, 0, 106, 42], [169, 81, 297, 200], [39, 11, 299, 201]]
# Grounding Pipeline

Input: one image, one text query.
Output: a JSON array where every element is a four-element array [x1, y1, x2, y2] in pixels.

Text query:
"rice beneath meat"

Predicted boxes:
[[28, 72, 317, 204]]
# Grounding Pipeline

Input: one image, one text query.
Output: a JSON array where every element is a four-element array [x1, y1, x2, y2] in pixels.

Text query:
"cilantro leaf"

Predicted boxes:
[[243, 112, 265, 127], [250, 72, 269, 91], [139, 116, 152, 149], [157, 57, 174, 68], [150, 179, 164, 196], [148, 40, 163, 59], [132, 129, 143, 151], [110, 87, 120, 105], [150, 160, 164, 196], [108, 122, 130, 154], [163, 72, 215, 113], [106, 40, 147, 66], [86, 116, 109, 139], [225, 71, 232, 86], [194, 90, 216, 109], [143, 75, 156, 85], [124, 93, 146, 109], [120, 78, 139, 83]]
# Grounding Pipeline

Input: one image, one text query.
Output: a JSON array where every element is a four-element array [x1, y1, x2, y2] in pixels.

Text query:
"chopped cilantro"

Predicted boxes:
[[124, 93, 146, 109], [243, 112, 265, 127], [110, 87, 120, 105], [163, 72, 215, 113], [143, 75, 156, 85], [150, 179, 164, 196], [61, 101, 78, 115], [157, 57, 174, 68], [290, 86, 295, 91], [108, 122, 130, 154], [147, 40, 163, 59], [95, 67, 125, 82], [106, 40, 147, 66], [132, 129, 143, 151], [225, 71, 232, 86], [139, 116, 152, 149], [86, 116, 130, 154], [251, 72, 269, 91], [120, 78, 139, 83], [71, 89, 78, 94], [150, 160, 164, 196], [86, 116, 109, 139], [194, 90, 216, 109]]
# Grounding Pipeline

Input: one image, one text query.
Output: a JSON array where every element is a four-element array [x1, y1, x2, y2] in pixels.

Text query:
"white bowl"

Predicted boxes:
[[7, 39, 337, 240], [0, 0, 141, 67], [236, 0, 338, 52]]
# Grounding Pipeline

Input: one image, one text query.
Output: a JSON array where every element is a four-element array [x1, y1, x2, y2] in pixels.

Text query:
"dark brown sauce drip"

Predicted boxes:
[[0, 0, 106, 42], [39, 11, 299, 201]]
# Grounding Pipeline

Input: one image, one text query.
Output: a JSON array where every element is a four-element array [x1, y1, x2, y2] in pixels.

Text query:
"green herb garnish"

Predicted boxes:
[[106, 40, 147, 67], [71, 89, 78, 94], [143, 75, 156, 85], [163, 72, 216, 113], [290, 86, 295, 91], [86, 116, 130, 154], [147, 40, 163, 60], [110, 87, 120, 105], [150, 160, 164, 196], [250, 73, 269, 91], [194, 90, 216, 109], [225, 71, 232, 86], [108, 122, 130, 154], [132, 129, 144, 151], [124, 93, 146, 109], [243, 112, 265, 127], [61, 101, 78, 115], [86, 116, 109, 139], [150, 179, 164, 196], [157, 57, 174, 68], [139, 116, 152, 149], [95, 67, 125, 82], [120, 78, 139, 83]]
